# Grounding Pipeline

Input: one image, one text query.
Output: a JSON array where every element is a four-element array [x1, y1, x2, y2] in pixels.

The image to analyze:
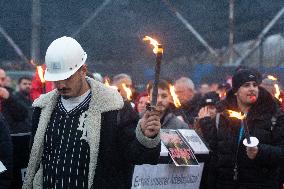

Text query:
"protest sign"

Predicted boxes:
[[132, 163, 204, 189], [161, 129, 198, 166], [178, 129, 209, 154]]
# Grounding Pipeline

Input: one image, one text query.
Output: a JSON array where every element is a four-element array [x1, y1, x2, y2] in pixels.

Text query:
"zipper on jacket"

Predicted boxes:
[[233, 126, 244, 181]]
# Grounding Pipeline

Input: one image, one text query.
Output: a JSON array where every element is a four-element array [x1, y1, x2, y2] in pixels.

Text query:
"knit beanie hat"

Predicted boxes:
[[200, 91, 220, 108], [232, 68, 262, 92]]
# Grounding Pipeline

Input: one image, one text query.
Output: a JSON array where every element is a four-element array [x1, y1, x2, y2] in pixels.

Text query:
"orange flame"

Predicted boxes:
[[104, 79, 118, 90], [104, 78, 111, 86], [274, 84, 283, 102], [227, 110, 245, 120], [169, 85, 181, 108], [122, 83, 132, 100], [37, 66, 45, 83], [267, 75, 278, 81], [143, 36, 163, 54], [219, 91, 227, 99]]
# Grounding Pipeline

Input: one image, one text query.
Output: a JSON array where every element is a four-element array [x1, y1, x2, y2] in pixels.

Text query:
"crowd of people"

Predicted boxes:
[[0, 36, 284, 189]]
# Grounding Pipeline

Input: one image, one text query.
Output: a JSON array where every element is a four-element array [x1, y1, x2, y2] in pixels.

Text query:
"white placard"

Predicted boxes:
[[160, 142, 168, 156], [178, 129, 209, 154], [0, 161, 7, 173], [131, 163, 204, 189]]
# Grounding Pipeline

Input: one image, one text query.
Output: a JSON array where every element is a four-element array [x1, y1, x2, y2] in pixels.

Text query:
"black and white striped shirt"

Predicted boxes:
[[42, 92, 91, 189]]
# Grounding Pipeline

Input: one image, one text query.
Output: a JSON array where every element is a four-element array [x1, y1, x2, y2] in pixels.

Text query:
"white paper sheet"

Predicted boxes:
[[0, 161, 7, 173]]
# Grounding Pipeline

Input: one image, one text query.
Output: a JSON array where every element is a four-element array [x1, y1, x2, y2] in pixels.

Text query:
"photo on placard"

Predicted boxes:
[[160, 129, 199, 166]]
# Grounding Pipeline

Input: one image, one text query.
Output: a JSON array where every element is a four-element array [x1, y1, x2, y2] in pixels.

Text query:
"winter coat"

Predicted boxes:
[[22, 77, 161, 189], [174, 94, 202, 127], [200, 87, 284, 189], [12, 91, 33, 133], [161, 111, 188, 130], [2, 88, 28, 134], [10, 91, 32, 189], [0, 114, 13, 189]]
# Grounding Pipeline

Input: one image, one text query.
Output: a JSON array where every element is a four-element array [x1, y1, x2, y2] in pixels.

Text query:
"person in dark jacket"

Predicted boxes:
[[0, 69, 28, 134], [13, 76, 33, 133], [147, 79, 188, 130], [22, 36, 161, 189], [199, 68, 284, 189], [0, 114, 13, 189], [173, 77, 202, 127], [11, 77, 33, 189], [194, 91, 220, 189]]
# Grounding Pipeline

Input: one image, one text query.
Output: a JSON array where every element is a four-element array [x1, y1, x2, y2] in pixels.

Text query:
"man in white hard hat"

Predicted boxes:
[[23, 36, 161, 189]]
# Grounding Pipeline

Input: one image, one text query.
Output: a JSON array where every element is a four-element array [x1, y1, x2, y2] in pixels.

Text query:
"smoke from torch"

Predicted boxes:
[[143, 36, 163, 107]]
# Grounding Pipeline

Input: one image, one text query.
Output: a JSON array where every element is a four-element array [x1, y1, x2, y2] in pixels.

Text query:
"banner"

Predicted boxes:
[[131, 163, 204, 189]]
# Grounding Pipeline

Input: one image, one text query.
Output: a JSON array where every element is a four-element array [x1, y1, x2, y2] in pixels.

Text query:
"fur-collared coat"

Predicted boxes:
[[200, 87, 284, 189], [22, 77, 161, 189]]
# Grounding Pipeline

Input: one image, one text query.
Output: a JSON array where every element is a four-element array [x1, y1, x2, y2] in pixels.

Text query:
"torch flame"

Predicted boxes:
[[104, 78, 111, 86], [169, 85, 181, 108], [143, 36, 163, 54], [122, 83, 132, 100], [267, 75, 278, 81], [227, 110, 245, 120], [274, 84, 283, 102], [219, 91, 227, 99], [104, 79, 118, 90], [37, 66, 45, 83]]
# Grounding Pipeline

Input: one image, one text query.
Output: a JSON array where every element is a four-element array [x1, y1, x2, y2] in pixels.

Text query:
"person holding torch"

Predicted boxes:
[[23, 36, 161, 189], [199, 68, 284, 189]]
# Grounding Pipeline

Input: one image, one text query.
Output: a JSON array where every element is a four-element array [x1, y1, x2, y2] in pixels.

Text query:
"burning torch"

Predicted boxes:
[[266, 75, 282, 102], [122, 83, 133, 101], [169, 84, 181, 108], [37, 65, 46, 94], [227, 110, 259, 147], [143, 36, 163, 108], [104, 78, 118, 90]]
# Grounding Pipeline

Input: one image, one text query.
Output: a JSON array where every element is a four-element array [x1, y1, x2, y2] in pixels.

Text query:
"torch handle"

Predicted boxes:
[[242, 119, 251, 144], [151, 56, 162, 106], [42, 82, 46, 94]]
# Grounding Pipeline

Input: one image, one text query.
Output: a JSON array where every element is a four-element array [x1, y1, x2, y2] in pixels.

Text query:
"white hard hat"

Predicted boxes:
[[44, 36, 87, 81]]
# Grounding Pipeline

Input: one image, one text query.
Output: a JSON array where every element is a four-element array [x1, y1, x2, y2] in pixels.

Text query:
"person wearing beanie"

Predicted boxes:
[[194, 91, 220, 189], [198, 68, 284, 189]]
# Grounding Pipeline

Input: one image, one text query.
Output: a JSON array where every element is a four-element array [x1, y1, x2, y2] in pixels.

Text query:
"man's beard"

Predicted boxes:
[[21, 90, 30, 96]]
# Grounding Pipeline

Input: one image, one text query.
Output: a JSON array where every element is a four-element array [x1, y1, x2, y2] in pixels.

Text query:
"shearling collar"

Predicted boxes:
[[33, 77, 123, 113], [23, 77, 123, 189]]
